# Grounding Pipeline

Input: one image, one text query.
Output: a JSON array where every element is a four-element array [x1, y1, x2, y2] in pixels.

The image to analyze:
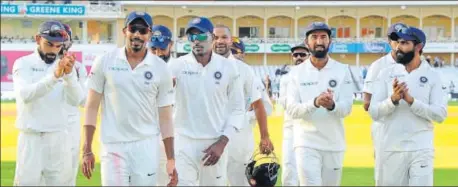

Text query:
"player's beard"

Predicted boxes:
[[130, 37, 145, 53], [396, 49, 415, 65], [38, 48, 57, 64], [310, 45, 328, 59], [214, 43, 229, 56], [159, 54, 171, 63], [192, 43, 209, 57]]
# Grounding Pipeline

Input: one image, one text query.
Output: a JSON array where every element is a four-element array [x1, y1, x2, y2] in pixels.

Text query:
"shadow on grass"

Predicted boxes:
[[1, 161, 457, 186]]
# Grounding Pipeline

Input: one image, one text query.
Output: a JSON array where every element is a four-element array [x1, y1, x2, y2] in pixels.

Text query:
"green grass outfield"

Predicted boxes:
[[1, 101, 458, 186]]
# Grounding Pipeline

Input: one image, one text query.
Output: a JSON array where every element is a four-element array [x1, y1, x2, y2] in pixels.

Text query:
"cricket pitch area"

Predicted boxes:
[[1, 102, 458, 186]]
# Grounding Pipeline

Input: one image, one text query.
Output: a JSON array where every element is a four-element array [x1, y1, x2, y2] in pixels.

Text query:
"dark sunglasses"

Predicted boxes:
[[187, 33, 208, 42], [151, 35, 171, 42], [292, 53, 308, 58], [127, 25, 150, 35]]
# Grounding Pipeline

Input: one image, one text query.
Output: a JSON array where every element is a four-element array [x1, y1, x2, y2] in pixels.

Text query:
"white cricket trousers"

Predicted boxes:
[[282, 125, 298, 186], [376, 150, 434, 186], [100, 135, 159, 186], [371, 121, 383, 183], [227, 126, 255, 186], [14, 130, 72, 186], [175, 135, 228, 186], [295, 147, 344, 186], [68, 115, 81, 186]]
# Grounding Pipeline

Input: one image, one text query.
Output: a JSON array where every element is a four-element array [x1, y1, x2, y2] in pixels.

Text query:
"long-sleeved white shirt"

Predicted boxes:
[[286, 58, 354, 151], [369, 61, 448, 152], [168, 52, 245, 140], [246, 78, 273, 126], [13, 49, 83, 132], [65, 61, 88, 123]]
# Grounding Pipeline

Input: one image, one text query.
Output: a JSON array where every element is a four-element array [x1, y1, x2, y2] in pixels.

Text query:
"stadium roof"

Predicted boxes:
[[120, 1, 458, 7]]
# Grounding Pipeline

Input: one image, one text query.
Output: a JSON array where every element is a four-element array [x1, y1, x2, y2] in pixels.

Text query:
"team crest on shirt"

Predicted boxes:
[[214, 71, 222, 80], [329, 79, 337, 88], [420, 76, 428, 83], [144, 71, 153, 80]]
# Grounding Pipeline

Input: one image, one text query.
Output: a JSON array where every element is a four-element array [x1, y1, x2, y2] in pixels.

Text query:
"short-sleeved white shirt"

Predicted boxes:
[[168, 52, 245, 139], [87, 47, 174, 143]]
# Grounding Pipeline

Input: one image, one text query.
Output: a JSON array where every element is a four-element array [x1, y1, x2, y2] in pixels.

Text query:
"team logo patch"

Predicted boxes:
[[135, 11, 145, 16], [153, 30, 162, 37], [394, 24, 403, 31], [144, 71, 153, 80], [192, 18, 201, 24], [420, 76, 428, 83], [51, 24, 61, 31], [329, 79, 337, 88], [314, 22, 324, 26], [214, 71, 222, 80]]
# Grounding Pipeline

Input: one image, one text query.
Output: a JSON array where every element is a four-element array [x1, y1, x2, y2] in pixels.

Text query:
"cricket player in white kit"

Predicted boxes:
[[81, 11, 178, 186], [278, 43, 310, 186], [60, 23, 89, 186], [212, 25, 273, 186], [369, 26, 448, 186], [286, 22, 353, 186], [362, 22, 407, 184], [13, 21, 84, 185], [168, 17, 245, 186], [148, 24, 176, 186]]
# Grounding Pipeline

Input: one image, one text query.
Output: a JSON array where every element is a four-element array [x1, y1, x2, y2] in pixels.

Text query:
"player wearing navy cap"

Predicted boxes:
[[168, 17, 244, 186], [13, 20, 83, 185], [81, 11, 178, 186], [369, 26, 448, 186], [149, 25, 174, 63], [362, 22, 407, 184], [278, 43, 309, 186], [286, 22, 353, 186]]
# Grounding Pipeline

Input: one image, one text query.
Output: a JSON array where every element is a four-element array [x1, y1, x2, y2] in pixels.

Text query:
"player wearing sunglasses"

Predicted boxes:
[[277, 43, 309, 186], [12, 20, 83, 185], [168, 17, 245, 186], [82, 11, 178, 186], [212, 25, 273, 186], [369, 26, 447, 186], [149, 25, 174, 63]]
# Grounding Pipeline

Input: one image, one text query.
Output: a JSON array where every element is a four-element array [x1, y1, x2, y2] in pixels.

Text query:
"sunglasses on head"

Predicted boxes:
[[41, 29, 68, 40], [292, 52, 308, 58], [151, 35, 171, 42], [127, 25, 150, 35], [187, 33, 208, 42]]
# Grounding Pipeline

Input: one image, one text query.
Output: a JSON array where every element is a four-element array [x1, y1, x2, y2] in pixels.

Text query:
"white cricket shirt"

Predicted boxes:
[[369, 60, 448, 152], [286, 58, 354, 151], [87, 47, 174, 143], [168, 52, 245, 140], [65, 61, 88, 121], [13, 49, 83, 132], [246, 78, 273, 126], [228, 54, 262, 128], [363, 53, 396, 94], [278, 72, 294, 127]]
